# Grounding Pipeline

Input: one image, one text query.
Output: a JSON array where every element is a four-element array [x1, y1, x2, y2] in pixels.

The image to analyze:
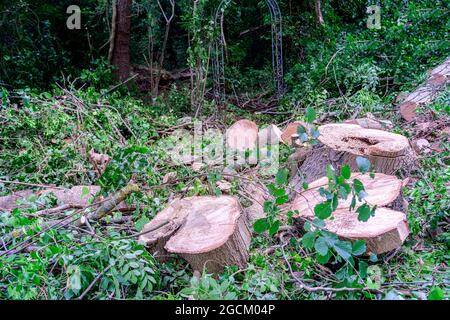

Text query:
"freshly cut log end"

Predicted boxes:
[[318, 124, 409, 158], [139, 196, 251, 274], [296, 207, 409, 254], [294, 123, 415, 183], [281, 121, 311, 145], [290, 173, 407, 216], [138, 198, 192, 260], [339, 209, 409, 254], [290, 173, 410, 254], [226, 119, 258, 151]]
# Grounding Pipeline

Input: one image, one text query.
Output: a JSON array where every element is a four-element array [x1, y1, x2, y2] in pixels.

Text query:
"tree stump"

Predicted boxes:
[[289, 173, 410, 254], [139, 196, 251, 274], [281, 121, 311, 145], [226, 119, 258, 151], [291, 123, 414, 187]]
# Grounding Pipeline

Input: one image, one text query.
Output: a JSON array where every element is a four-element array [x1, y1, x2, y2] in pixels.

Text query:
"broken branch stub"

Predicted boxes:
[[139, 196, 251, 274]]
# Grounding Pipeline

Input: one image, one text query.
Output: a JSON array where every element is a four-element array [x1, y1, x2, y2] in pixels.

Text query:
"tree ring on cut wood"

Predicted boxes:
[[290, 173, 410, 254], [291, 123, 414, 185], [139, 196, 251, 274], [290, 173, 407, 216]]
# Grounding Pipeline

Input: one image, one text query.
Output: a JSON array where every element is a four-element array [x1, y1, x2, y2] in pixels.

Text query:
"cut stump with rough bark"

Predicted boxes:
[[226, 119, 258, 151], [139, 196, 251, 274], [290, 173, 410, 254], [291, 123, 414, 187]]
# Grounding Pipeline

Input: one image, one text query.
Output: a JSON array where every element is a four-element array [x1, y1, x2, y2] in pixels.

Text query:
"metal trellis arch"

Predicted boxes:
[[212, 0, 284, 104]]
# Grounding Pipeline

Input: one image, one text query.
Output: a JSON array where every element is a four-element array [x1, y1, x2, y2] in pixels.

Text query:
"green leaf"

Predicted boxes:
[[358, 261, 369, 279], [275, 169, 289, 185], [331, 193, 339, 211], [81, 186, 90, 199], [297, 125, 306, 135], [301, 232, 316, 249], [253, 218, 269, 233], [268, 185, 285, 197], [269, 220, 281, 236], [310, 127, 320, 139], [341, 164, 351, 179], [314, 202, 333, 219], [350, 196, 357, 210], [369, 253, 378, 262], [353, 179, 365, 193], [326, 164, 336, 180], [302, 182, 309, 190], [275, 195, 289, 205], [428, 286, 444, 300], [356, 156, 371, 174], [316, 252, 331, 264], [339, 184, 351, 199], [352, 240, 367, 256], [305, 107, 316, 123], [134, 216, 150, 232], [333, 240, 352, 261], [314, 237, 329, 256], [357, 204, 372, 222]]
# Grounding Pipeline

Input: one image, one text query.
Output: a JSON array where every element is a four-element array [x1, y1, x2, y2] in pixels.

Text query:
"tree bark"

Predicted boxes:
[[109, 0, 132, 82], [315, 0, 324, 25]]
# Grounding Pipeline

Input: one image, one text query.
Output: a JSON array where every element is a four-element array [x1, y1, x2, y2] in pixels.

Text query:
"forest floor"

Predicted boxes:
[[0, 66, 448, 300]]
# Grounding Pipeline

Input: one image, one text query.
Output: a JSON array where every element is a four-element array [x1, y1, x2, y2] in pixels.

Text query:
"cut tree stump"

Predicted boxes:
[[281, 121, 312, 145], [289, 173, 410, 254], [290, 173, 408, 215], [290, 123, 414, 187], [258, 124, 283, 146], [226, 119, 258, 151], [139, 196, 251, 274]]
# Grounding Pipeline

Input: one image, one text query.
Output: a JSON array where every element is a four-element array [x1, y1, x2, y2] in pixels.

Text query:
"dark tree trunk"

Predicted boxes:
[[315, 0, 324, 25], [109, 0, 132, 82]]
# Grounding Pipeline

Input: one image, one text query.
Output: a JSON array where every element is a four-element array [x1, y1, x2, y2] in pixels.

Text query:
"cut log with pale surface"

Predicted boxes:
[[298, 207, 409, 254], [281, 121, 311, 145], [290, 173, 407, 216], [399, 56, 450, 122], [258, 124, 283, 146], [0, 186, 132, 213], [39, 186, 101, 207], [291, 123, 414, 186], [290, 173, 410, 254], [345, 113, 393, 131], [139, 196, 251, 274], [226, 119, 258, 151], [0, 190, 34, 212]]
